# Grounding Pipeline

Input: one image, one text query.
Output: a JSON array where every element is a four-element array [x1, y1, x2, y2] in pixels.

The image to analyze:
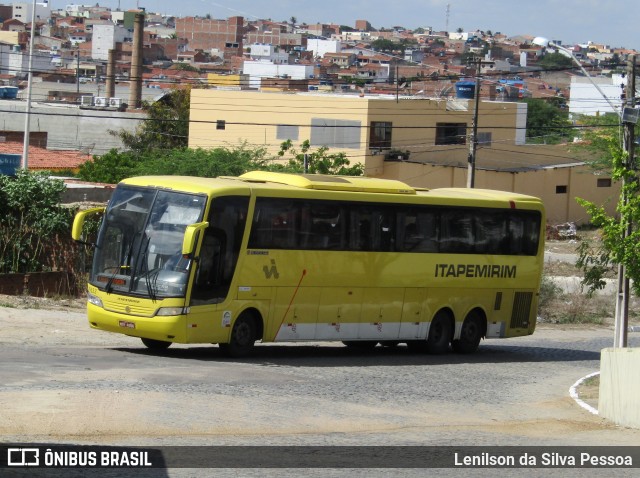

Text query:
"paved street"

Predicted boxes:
[[1, 306, 639, 477]]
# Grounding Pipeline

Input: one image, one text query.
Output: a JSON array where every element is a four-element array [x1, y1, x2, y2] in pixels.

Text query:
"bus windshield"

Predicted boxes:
[[90, 185, 207, 299]]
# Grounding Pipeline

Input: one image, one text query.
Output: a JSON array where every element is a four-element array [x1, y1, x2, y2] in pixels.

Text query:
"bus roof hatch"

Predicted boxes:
[[239, 171, 416, 195]]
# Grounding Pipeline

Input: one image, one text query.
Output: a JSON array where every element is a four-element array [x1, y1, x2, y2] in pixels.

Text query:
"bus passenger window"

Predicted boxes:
[[440, 211, 473, 253]]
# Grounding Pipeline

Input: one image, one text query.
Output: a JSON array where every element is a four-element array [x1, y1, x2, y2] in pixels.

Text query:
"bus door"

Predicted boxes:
[[186, 196, 249, 343]]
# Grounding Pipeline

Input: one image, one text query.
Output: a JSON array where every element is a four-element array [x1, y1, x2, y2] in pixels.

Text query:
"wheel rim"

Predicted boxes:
[[462, 317, 481, 343], [233, 319, 253, 347]]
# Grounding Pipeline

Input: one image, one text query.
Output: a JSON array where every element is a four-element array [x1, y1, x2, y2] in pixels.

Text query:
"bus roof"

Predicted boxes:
[[238, 171, 416, 195], [118, 173, 543, 209]]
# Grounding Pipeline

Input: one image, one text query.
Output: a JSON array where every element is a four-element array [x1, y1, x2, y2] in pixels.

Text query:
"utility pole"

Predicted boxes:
[[467, 58, 492, 188], [76, 48, 80, 95], [21, 0, 37, 170], [613, 54, 637, 348]]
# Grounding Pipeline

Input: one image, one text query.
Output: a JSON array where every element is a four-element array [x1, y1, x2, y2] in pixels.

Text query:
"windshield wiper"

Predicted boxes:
[[106, 231, 138, 294], [139, 235, 158, 302]]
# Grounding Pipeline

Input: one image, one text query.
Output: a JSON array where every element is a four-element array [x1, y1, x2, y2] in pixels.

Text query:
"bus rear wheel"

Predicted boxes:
[[425, 312, 452, 354], [141, 338, 172, 350], [220, 313, 257, 357], [452, 312, 484, 354]]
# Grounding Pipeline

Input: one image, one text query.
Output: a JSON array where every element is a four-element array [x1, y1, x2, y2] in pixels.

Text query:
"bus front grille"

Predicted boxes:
[[510, 292, 532, 329]]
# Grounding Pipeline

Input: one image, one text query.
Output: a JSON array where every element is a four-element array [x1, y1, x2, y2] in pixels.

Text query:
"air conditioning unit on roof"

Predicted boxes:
[[94, 97, 107, 107], [109, 97, 122, 107], [80, 95, 94, 107]]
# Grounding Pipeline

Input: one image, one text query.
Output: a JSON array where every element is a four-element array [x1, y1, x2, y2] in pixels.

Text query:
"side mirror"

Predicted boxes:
[[72, 206, 105, 241], [182, 221, 209, 256]]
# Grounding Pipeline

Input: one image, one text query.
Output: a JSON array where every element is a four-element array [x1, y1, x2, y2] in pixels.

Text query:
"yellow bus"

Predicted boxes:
[[72, 171, 545, 357]]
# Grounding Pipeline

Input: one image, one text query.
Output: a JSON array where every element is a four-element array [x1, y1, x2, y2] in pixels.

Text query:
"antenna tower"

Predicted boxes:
[[445, 4, 450, 33]]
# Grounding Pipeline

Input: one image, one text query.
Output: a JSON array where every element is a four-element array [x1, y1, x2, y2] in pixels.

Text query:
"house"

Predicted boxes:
[[188, 88, 618, 224], [0, 141, 91, 173]]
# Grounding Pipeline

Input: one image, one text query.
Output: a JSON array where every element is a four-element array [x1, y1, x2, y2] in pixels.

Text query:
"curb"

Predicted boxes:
[[569, 371, 600, 415]]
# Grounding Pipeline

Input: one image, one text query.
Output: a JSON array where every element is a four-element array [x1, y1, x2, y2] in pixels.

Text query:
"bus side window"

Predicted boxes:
[[440, 210, 473, 253], [378, 210, 395, 251], [475, 212, 508, 254]]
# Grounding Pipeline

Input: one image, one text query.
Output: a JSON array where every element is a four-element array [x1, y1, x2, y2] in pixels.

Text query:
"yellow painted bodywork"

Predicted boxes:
[[83, 173, 544, 345]]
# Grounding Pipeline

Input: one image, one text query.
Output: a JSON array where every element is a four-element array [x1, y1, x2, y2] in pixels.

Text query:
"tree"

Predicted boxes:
[[370, 38, 397, 53], [76, 149, 141, 184], [77, 144, 270, 184], [110, 87, 191, 153], [0, 171, 72, 273], [576, 141, 640, 295], [523, 98, 573, 144], [571, 114, 640, 296], [270, 140, 364, 176], [133, 145, 269, 178], [539, 51, 574, 70]]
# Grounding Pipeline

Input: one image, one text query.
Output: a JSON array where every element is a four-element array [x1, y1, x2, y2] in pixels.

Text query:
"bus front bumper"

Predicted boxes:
[[87, 302, 188, 343]]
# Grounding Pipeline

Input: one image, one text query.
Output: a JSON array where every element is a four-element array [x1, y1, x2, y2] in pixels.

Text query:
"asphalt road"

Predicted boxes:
[[1, 306, 639, 477]]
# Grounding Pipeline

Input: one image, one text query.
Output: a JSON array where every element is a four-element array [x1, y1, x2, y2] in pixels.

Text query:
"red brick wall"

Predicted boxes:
[[0, 272, 78, 297]]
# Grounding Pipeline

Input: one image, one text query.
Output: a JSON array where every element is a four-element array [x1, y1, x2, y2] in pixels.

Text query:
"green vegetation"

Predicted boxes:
[[523, 98, 573, 144], [110, 87, 191, 153], [0, 171, 76, 274], [573, 114, 640, 297], [538, 51, 575, 70]]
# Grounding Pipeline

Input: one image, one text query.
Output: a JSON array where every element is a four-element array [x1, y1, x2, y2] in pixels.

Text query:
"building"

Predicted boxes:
[[12, 2, 50, 23], [175, 16, 243, 60], [91, 23, 131, 61], [188, 88, 619, 224], [306, 39, 341, 59], [241, 62, 315, 89], [568, 75, 624, 116]]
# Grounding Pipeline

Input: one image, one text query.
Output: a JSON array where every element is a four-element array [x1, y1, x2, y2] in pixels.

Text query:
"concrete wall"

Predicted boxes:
[[599, 348, 640, 429]]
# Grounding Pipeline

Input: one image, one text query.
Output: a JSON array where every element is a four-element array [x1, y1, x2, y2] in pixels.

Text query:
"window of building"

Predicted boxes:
[[277, 125, 299, 141], [369, 121, 392, 149], [436, 123, 467, 145], [310, 118, 361, 149], [556, 185, 567, 194], [597, 178, 612, 187], [216, 120, 226, 130], [477, 132, 492, 147]]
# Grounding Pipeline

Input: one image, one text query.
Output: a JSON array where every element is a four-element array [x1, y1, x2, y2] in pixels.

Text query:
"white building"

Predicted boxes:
[[5, 45, 55, 77], [247, 44, 289, 64], [568, 75, 624, 116], [307, 39, 342, 59], [12, 2, 50, 22], [92, 24, 131, 61], [242, 61, 315, 89]]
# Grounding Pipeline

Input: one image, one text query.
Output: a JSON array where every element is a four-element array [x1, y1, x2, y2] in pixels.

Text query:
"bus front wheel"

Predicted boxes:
[[452, 312, 484, 354], [141, 337, 172, 350], [425, 312, 452, 354], [220, 313, 257, 357]]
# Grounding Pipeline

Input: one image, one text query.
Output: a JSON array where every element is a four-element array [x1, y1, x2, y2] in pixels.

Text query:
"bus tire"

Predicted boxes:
[[452, 312, 484, 354], [141, 337, 172, 350], [342, 340, 378, 349], [221, 313, 257, 357], [425, 312, 452, 354]]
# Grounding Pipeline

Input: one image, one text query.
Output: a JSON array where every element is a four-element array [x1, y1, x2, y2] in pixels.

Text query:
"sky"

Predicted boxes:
[[94, 0, 639, 51]]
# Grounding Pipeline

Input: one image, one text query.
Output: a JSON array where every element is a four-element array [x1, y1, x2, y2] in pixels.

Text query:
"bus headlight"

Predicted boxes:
[[156, 307, 189, 316], [87, 291, 103, 308]]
